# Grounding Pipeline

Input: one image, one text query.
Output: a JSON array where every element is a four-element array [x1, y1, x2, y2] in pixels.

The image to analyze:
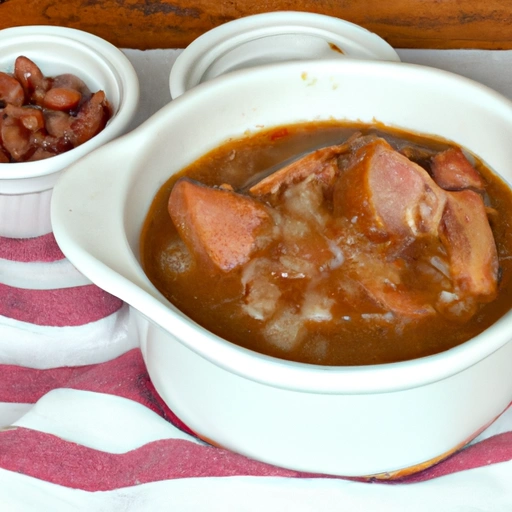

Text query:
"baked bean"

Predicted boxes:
[[44, 110, 73, 138], [13, 56, 50, 106], [43, 88, 82, 111], [0, 72, 24, 107], [71, 90, 110, 146]]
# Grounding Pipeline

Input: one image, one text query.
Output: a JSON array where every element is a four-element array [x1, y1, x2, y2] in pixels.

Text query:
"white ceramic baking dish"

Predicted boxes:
[[51, 59, 512, 478]]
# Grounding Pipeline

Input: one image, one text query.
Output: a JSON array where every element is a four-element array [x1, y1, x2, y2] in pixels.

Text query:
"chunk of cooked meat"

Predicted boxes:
[[248, 142, 346, 197], [333, 138, 447, 242], [168, 178, 273, 271], [439, 189, 498, 301], [352, 251, 437, 319], [430, 147, 484, 191], [247, 133, 378, 199], [360, 280, 437, 318]]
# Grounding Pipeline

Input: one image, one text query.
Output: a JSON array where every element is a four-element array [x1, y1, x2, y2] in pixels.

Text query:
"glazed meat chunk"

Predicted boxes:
[[333, 138, 447, 243], [168, 178, 273, 271], [332, 137, 498, 319], [248, 142, 348, 197], [438, 189, 499, 318], [430, 147, 484, 191]]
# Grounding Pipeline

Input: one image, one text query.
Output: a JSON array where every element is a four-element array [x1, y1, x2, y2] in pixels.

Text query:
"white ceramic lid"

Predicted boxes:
[[169, 11, 400, 98]]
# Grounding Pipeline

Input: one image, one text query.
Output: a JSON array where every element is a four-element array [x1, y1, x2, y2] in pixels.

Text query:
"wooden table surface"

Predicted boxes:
[[1, 0, 511, 50]]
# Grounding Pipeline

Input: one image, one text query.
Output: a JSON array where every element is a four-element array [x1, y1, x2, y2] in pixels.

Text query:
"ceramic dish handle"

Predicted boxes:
[[51, 132, 153, 301]]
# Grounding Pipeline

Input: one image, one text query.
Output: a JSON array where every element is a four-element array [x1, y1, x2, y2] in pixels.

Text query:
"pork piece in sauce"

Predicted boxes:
[[0, 56, 111, 162], [248, 140, 351, 197], [333, 137, 447, 242], [168, 178, 274, 271], [438, 190, 498, 315], [167, 134, 499, 350], [431, 147, 484, 191]]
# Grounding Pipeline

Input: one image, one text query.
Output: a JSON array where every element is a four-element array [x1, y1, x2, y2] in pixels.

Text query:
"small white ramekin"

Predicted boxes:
[[169, 11, 400, 98], [0, 25, 140, 238]]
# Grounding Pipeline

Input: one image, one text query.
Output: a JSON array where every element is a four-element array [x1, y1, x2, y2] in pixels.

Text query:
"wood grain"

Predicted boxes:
[[1, 0, 512, 50]]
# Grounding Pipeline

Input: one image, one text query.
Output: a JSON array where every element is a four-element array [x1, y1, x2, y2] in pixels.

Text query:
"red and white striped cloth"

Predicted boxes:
[[2, 48, 512, 511], [3, 219, 512, 511]]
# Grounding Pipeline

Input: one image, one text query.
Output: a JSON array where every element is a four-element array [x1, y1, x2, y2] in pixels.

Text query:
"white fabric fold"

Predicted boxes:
[[0, 257, 91, 290], [0, 304, 138, 368], [0, 402, 32, 429], [1, 462, 512, 512], [12, 388, 202, 453]]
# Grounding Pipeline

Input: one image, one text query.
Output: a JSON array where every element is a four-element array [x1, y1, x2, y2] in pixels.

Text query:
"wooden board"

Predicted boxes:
[[1, 0, 512, 50]]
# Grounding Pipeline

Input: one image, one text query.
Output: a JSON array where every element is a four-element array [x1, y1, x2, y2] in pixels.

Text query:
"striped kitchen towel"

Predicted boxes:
[[1, 230, 512, 511]]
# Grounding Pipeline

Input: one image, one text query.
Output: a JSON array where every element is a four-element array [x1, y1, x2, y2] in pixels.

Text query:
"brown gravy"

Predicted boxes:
[[140, 122, 512, 366]]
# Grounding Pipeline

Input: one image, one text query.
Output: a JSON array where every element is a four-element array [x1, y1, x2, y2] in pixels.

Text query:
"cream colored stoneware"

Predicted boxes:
[[51, 59, 512, 477], [0, 25, 139, 237], [169, 11, 400, 98]]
